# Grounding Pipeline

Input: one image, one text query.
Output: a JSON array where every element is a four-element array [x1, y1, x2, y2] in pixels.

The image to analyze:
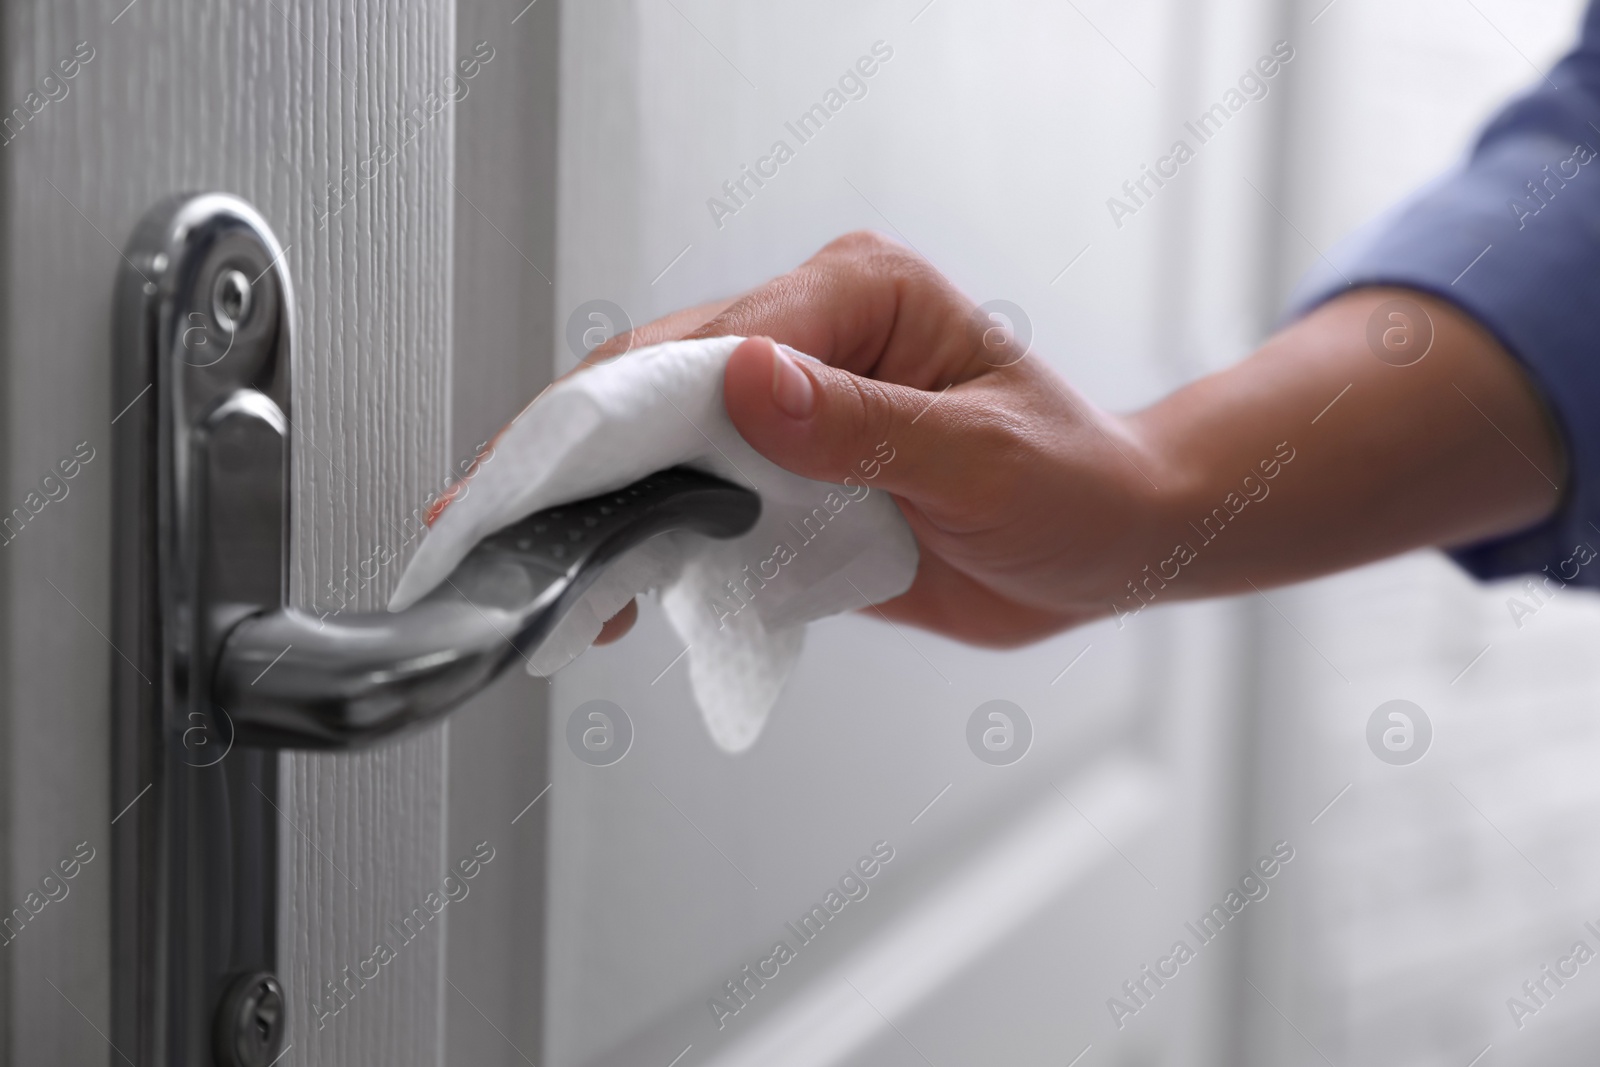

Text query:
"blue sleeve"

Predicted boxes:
[[1285, 1, 1600, 586]]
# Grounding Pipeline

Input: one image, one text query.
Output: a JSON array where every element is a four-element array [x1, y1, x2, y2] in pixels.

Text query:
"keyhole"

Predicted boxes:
[[251, 986, 282, 1047], [212, 268, 253, 333], [215, 972, 285, 1067], [248, 981, 282, 1053]]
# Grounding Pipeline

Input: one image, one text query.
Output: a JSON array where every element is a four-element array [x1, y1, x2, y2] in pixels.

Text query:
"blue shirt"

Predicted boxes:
[[1289, 2, 1600, 585]]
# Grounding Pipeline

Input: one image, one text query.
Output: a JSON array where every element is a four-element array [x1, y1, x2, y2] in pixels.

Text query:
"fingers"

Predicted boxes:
[[688, 230, 991, 388], [869, 550, 1085, 647], [593, 599, 638, 645], [580, 296, 739, 368], [722, 336, 1023, 520]]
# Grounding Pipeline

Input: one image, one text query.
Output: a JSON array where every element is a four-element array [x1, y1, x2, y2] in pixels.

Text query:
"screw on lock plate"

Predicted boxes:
[[214, 971, 286, 1067]]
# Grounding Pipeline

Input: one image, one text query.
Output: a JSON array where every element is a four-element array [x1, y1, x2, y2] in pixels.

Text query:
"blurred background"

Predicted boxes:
[[535, 0, 1600, 1065]]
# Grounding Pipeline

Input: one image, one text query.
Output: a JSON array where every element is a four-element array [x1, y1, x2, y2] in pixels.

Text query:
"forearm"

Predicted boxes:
[[1125, 288, 1564, 599]]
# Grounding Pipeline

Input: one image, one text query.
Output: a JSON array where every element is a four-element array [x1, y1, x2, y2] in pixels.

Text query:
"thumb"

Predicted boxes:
[[723, 336, 975, 506]]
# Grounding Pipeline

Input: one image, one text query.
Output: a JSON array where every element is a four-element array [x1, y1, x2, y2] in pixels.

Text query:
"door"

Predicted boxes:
[[0, 1, 554, 1064], [542, 4, 1600, 1067], [545, 2, 1288, 1065]]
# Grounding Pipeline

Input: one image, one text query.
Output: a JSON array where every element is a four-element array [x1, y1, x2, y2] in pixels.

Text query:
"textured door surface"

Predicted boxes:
[[0, 2, 467, 1063]]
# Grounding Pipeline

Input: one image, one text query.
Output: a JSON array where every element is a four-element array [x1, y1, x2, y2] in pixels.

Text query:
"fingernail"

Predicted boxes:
[[770, 346, 816, 419]]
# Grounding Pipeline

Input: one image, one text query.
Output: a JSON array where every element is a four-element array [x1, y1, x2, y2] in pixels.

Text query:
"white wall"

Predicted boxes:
[[1255, 2, 1600, 1065]]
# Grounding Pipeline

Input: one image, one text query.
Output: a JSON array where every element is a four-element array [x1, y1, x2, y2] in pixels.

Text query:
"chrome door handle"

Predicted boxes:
[[216, 466, 757, 747], [110, 193, 756, 1067]]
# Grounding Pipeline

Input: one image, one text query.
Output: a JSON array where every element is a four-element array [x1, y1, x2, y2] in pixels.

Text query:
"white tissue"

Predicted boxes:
[[387, 336, 919, 752]]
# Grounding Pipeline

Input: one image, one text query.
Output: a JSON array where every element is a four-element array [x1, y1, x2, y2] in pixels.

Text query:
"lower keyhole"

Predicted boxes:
[[253, 993, 281, 1048], [216, 972, 285, 1067]]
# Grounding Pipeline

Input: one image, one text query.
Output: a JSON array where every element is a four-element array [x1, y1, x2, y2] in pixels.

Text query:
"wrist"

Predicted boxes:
[[1092, 405, 1213, 619], [1111, 382, 1309, 615]]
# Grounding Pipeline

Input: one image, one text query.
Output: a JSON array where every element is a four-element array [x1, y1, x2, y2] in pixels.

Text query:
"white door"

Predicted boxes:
[[0, 1, 553, 1064], [545, 3, 1289, 1065], [539, 4, 1600, 1067]]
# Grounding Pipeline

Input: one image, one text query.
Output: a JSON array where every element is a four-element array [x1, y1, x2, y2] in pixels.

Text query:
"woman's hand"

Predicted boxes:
[[600, 230, 1173, 646], [594, 229, 1564, 647]]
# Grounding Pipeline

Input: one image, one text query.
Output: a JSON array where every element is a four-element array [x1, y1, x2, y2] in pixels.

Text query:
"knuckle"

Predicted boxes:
[[823, 228, 895, 255], [820, 229, 921, 271], [818, 231, 941, 304]]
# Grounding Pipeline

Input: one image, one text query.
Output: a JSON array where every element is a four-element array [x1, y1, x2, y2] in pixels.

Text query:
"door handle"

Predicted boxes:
[[216, 465, 757, 748], [110, 193, 756, 1066]]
